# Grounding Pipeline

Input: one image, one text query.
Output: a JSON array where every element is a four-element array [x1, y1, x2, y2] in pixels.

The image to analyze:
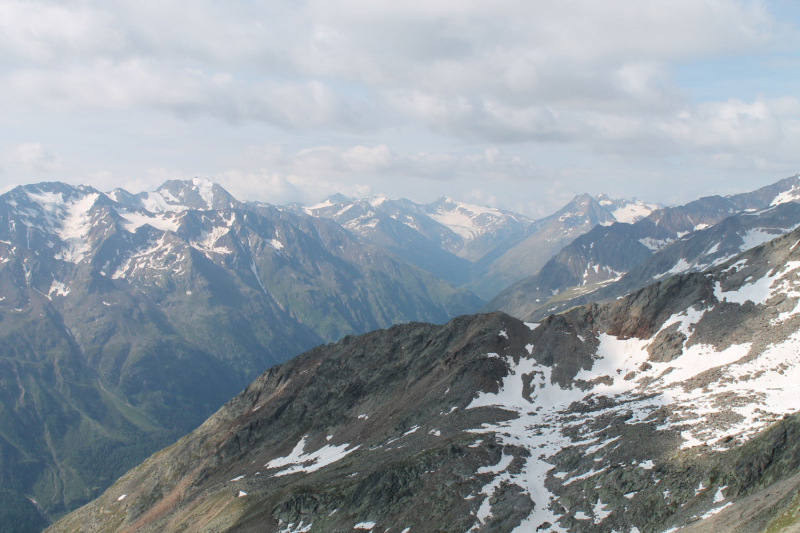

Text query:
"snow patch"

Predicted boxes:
[[639, 237, 671, 251], [277, 520, 313, 533], [611, 201, 657, 224], [116, 208, 180, 233], [461, 294, 800, 529], [771, 185, 800, 206], [192, 177, 214, 208], [657, 258, 691, 278], [265, 436, 360, 477], [701, 502, 733, 519], [402, 425, 420, 437], [27, 190, 100, 263], [48, 280, 70, 297]]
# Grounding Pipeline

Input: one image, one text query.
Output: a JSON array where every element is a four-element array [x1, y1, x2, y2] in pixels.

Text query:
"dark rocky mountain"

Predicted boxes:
[[47, 222, 800, 532], [513, 199, 800, 322], [485, 174, 800, 320], [0, 181, 483, 529]]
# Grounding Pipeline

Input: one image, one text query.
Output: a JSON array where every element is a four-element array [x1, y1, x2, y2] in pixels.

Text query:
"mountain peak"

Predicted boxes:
[[323, 193, 354, 205], [561, 192, 661, 224], [560, 192, 602, 212], [367, 195, 388, 207], [152, 178, 240, 211], [424, 197, 531, 243]]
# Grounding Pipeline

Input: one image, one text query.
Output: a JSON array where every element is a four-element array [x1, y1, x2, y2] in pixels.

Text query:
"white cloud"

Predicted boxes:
[[0, 1, 122, 64], [0, 0, 798, 215], [659, 98, 783, 148], [237, 143, 544, 183], [5, 142, 65, 173], [0, 1, 787, 135], [6, 61, 363, 129]]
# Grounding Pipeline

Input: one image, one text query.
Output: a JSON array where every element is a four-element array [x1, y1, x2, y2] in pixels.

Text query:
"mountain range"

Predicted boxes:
[[291, 192, 661, 298], [7, 172, 800, 532], [484, 174, 800, 321], [46, 202, 800, 533]]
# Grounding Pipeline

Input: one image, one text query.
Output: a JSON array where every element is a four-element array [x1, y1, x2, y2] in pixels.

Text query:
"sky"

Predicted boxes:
[[1, 0, 799, 218]]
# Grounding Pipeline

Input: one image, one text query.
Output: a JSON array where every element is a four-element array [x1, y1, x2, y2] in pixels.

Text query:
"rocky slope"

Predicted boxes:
[[47, 223, 800, 532], [0, 180, 483, 528], [516, 199, 800, 322], [485, 174, 800, 319]]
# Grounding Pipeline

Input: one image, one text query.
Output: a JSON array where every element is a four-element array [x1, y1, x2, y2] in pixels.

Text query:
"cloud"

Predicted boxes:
[[0, 0, 799, 217], [0, 0, 789, 139], [659, 98, 783, 148], [238, 143, 546, 183], [3, 142, 65, 173], [6, 61, 365, 129], [0, 1, 122, 64]]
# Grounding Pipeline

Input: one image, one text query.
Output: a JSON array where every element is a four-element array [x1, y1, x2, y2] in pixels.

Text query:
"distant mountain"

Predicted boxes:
[[0, 180, 482, 528], [48, 222, 800, 533], [295, 192, 660, 300], [516, 200, 800, 322], [282, 196, 474, 286], [485, 173, 800, 319], [412, 196, 536, 261], [108, 177, 242, 212], [595, 193, 662, 223], [465, 193, 621, 298], [295, 194, 534, 261]]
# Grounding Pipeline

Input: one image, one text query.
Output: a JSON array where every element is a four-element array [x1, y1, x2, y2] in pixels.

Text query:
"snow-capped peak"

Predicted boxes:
[[13, 184, 102, 264], [594, 194, 661, 224], [368, 196, 387, 207], [305, 199, 337, 212], [141, 178, 240, 212], [425, 197, 531, 242], [192, 177, 214, 207]]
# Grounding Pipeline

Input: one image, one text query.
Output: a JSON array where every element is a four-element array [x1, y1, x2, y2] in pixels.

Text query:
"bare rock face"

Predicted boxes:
[[646, 323, 687, 363], [44, 224, 800, 532]]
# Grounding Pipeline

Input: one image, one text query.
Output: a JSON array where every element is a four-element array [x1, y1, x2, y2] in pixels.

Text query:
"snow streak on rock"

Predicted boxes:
[[265, 436, 360, 477]]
